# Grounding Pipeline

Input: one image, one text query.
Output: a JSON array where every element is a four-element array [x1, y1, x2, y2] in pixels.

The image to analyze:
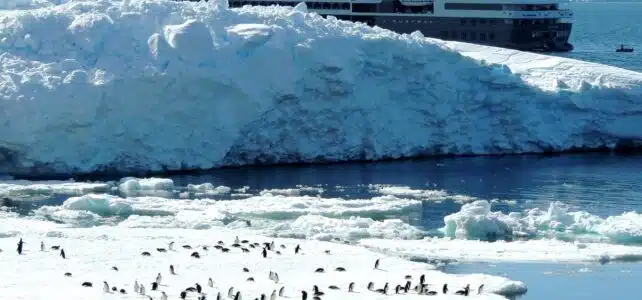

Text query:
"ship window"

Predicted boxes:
[[489, 33, 495, 40], [480, 33, 487, 41], [461, 19, 467, 25], [461, 32, 467, 40], [471, 19, 476, 26]]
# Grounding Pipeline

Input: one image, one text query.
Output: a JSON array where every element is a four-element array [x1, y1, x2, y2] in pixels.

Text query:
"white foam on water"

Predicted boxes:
[[369, 184, 479, 203], [0, 223, 527, 299], [0, 180, 112, 200]]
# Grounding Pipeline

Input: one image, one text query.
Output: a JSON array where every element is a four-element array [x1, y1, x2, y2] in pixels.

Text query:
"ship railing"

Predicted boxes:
[[399, 0, 434, 6], [501, 8, 573, 19]]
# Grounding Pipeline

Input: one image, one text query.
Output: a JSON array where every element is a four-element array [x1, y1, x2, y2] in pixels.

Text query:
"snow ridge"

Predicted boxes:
[[1, 0, 641, 177]]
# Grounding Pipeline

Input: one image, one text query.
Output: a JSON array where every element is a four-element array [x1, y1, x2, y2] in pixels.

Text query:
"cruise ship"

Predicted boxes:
[[190, 0, 575, 52]]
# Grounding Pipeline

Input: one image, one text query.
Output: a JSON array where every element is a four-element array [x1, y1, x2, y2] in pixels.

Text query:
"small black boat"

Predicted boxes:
[[616, 44, 634, 52]]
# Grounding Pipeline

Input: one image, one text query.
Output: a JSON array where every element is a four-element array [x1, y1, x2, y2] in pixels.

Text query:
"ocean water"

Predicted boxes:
[[562, 2, 642, 72]]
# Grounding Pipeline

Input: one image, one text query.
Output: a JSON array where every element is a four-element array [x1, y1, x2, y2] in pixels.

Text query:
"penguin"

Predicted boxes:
[[228, 287, 235, 298], [270, 290, 276, 300], [375, 283, 388, 294], [478, 284, 484, 295], [180, 291, 187, 299], [134, 281, 140, 293], [404, 275, 412, 280], [64, 272, 72, 277], [367, 282, 374, 291], [196, 283, 202, 293], [329, 285, 339, 290], [455, 284, 470, 296], [183, 245, 192, 249], [235, 236, 240, 244], [295, 244, 301, 254], [156, 273, 162, 284], [348, 282, 355, 292], [81, 282, 93, 287], [234, 291, 241, 300], [301, 291, 308, 300], [170, 265, 175, 275], [157, 248, 167, 252], [374, 259, 380, 269], [262, 248, 267, 258], [40, 241, 45, 251], [314, 268, 324, 273], [278, 286, 285, 296], [111, 286, 117, 292], [119, 289, 126, 294], [312, 285, 324, 296], [169, 241, 175, 251], [324, 250, 331, 254], [191, 251, 201, 258], [151, 282, 158, 291], [273, 272, 279, 283], [270, 241, 275, 250], [395, 285, 401, 294], [141, 251, 151, 256], [186, 287, 197, 292], [404, 281, 411, 293], [260, 294, 266, 300], [335, 267, 346, 272], [442, 283, 448, 294], [112, 266, 119, 271], [208, 277, 214, 287], [17, 238, 23, 255], [217, 292, 222, 300], [60, 248, 65, 259], [243, 267, 250, 272], [103, 281, 110, 292], [140, 284, 146, 295], [161, 291, 168, 300], [247, 277, 255, 282]]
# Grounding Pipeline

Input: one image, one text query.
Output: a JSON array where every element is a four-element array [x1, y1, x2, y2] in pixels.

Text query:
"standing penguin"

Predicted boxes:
[[17, 238, 23, 255], [134, 280, 139, 293], [40, 241, 45, 251], [170, 265, 175, 275], [60, 248, 66, 259], [262, 248, 267, 258], [208, 277, 213, 287]]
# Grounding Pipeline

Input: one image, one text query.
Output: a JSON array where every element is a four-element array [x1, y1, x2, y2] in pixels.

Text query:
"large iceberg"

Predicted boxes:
[[1, 0, 641, 177]]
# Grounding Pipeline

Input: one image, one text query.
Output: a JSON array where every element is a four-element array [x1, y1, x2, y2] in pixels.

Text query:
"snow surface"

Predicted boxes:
[[0, 0, 641, 177], [0, 217, 527, 299], [359, 238, 642, 264]]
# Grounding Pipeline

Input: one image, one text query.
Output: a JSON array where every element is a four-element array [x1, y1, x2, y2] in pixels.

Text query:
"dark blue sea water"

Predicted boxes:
[[562, 2, 642, 72]]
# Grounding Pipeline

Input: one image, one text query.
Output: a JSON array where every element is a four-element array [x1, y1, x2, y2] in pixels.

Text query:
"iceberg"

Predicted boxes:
[[0, 0, 641, 178]]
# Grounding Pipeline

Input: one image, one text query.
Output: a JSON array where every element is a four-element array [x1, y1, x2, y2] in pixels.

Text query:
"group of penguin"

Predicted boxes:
[[10, 236, 486, 299]]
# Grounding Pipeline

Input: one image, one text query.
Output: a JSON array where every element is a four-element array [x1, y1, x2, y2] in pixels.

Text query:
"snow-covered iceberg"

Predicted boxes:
[[1, 0, 641, 177]]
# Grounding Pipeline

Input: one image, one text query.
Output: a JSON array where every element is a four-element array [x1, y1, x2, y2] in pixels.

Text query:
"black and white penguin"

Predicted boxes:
[[40, 241, 45, 252], [112, 266, 119, 271], [262, 248, 267, 258], [228, 287, 235, 298], [335, 267, 346, 272], [17, 238, 23, 255], [156, 273, 162, 284], [151, 282, 158, 291], [139, 284, 146, 295], [455, 284, 470, 296], [119, 288, 126, 294], [312, 285, 324, 296], [161, 291, 168, 300], [478, 284, 484, 294], [278, 286, 285, 296], [375, 283, 388, 294], [134, 280, 139, 293], [191, 251, 201, 258], [374, 259, 380, 269], [235, 236, 240, 244], [348, 282, 355, 292], [442, 283, 448, 294], [217, 292, 222, 300], [81, 282, 93, 287], [103, 281, 110, 292], [367, 282, 374, 291], [270, 290, 276, 300], [180, 291, 187, 299], [301, 291, 307, 300], [243, 267, 250, 272], [208, 277, 214, 287], [64, 272, 72, 277], [170, 265, 175, 275], [234, 291, 241, 300], [60, 248, 66, 259], [196, 283, 202, 293], [169, 241, 175, 251], [295, 244, 301, 254]]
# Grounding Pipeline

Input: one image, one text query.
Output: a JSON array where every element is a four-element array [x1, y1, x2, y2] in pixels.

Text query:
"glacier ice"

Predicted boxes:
[[0, 0, 641, 177]]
